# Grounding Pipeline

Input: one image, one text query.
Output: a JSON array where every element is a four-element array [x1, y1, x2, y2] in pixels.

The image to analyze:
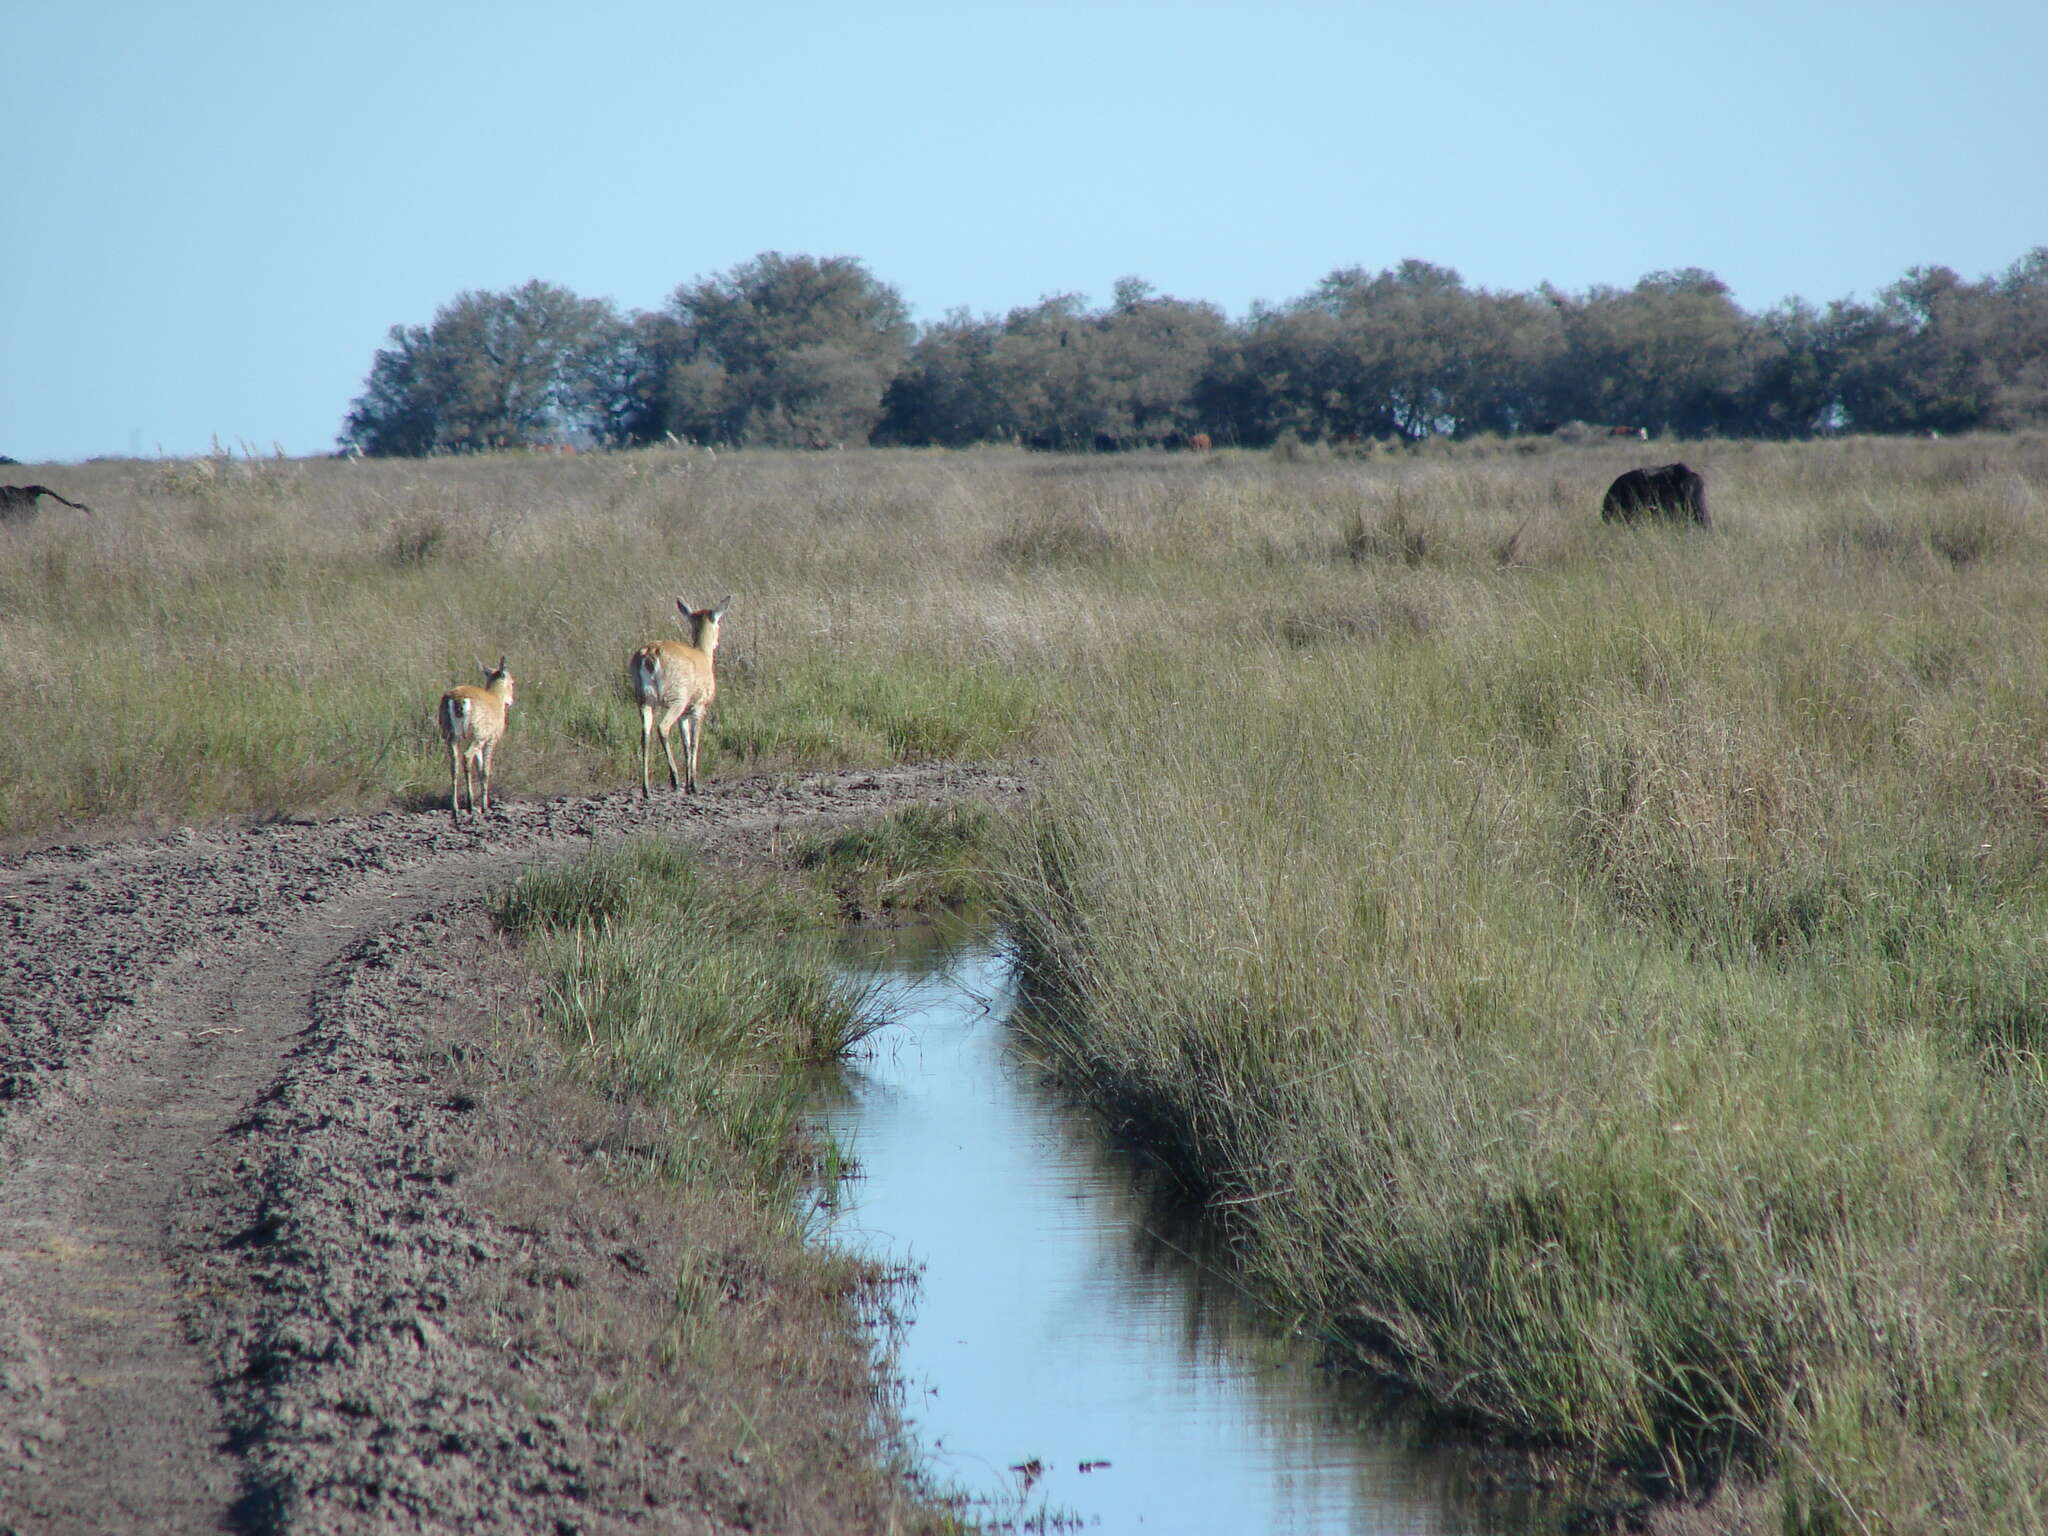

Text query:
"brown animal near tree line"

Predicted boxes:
[[436, 658, 516, 824], [630, 597, 729, 796], [0, 484, 92, 518]]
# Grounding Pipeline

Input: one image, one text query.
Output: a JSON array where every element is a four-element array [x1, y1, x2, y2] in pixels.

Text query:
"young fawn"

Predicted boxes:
[[629, 598, 728, 796], [436, 658, 516, 823]]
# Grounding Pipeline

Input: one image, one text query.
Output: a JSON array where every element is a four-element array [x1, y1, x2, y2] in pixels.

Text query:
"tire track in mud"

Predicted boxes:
[[0, 764, 1027, 1534], [0, 860, 506, 1533]]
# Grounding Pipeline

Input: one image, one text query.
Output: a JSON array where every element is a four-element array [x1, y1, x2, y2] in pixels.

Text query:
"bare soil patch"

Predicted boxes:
[[0, 763, 1026, 1534]]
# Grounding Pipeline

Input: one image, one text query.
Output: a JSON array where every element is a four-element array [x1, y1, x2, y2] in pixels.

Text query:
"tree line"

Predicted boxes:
[[340, 248, 2048, 455]]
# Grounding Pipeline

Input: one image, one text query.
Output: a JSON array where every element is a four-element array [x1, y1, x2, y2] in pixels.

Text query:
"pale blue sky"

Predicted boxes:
[[5, 0, 2043, 462]]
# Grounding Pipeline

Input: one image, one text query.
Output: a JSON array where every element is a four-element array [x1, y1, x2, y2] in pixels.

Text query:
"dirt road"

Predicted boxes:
[[0, 763, 1027, 1535]]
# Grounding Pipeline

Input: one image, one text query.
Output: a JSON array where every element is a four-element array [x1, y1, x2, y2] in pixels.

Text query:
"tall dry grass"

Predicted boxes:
[[1000, 433, 2048, 1530]]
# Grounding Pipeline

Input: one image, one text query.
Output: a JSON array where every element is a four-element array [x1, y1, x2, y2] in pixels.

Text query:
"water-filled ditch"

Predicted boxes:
[[814, 925, 1556, 1534]]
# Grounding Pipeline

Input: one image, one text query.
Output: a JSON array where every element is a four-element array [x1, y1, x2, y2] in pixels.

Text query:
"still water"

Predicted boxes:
[[814, 930, 1553, 1535]]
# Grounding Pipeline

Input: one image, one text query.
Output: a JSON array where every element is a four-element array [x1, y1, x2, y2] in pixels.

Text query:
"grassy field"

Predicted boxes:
[[0, 445, 1051, 835], [8, 434, 2048, 1530]]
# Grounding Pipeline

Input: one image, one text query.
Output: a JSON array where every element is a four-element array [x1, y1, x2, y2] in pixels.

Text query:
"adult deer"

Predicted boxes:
[[629, 598, 729, 796], [436, 659, 516, 824]]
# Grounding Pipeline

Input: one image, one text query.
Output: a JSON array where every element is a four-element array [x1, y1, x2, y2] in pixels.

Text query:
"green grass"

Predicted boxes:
[[716, 655, 1038, 771], [487, 801, 1008, 1183], [490, 838, 862, 1189], [793, 800, 1005, 918]]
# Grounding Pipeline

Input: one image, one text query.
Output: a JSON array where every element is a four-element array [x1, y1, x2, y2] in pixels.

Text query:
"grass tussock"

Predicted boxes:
[[490, 839, 861, 1188], [488, 806, 1006, 1181], [793, 800, 1004, 920]]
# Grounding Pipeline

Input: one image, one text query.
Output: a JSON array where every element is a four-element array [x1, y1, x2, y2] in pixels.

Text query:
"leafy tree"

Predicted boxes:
[[658, 253, 912, 447], [341, 281, 622, 455], [1270, 300, 1401, 440], [877, 309, 1011, 445], [340, 327, 441, 457], [1094, 278, 1231, 441], [881, 281, 1230, 449], [1208, 262, 1560, 443], [345, 247, 2048, 455], [575, 310, 680, 447], [984, 294, 1111, 448], [1831, 266, 2006, 434], [1437, 286, 1563, 437], [1185, 320, 1271, 447], [1989, 248, 2048, 428], [1540, 269, 1755, 436], [1733, 299, 1840, 437], [1312, 261, 1467, 439]]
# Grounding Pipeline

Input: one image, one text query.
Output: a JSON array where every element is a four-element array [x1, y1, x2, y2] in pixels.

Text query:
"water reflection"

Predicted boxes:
[[816, 928, 1552, 1535]]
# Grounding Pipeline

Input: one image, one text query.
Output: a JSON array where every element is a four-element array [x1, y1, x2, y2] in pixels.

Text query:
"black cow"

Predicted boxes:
[[0, 484, 93, 519], [1601, 463, 1709, 528]]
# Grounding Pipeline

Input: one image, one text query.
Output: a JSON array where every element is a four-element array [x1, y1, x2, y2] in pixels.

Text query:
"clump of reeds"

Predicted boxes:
[[792, 800, 1002, 918], [490, 837, 865, 1186]]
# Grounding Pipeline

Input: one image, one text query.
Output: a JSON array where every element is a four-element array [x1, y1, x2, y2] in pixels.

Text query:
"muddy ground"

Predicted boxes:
[[0, 763, 1029, 1535]]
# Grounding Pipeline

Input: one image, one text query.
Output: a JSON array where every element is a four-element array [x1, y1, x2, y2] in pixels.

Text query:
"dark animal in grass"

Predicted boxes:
[[0, 484, 93, 519], [1601, 463, 1709, 528]]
